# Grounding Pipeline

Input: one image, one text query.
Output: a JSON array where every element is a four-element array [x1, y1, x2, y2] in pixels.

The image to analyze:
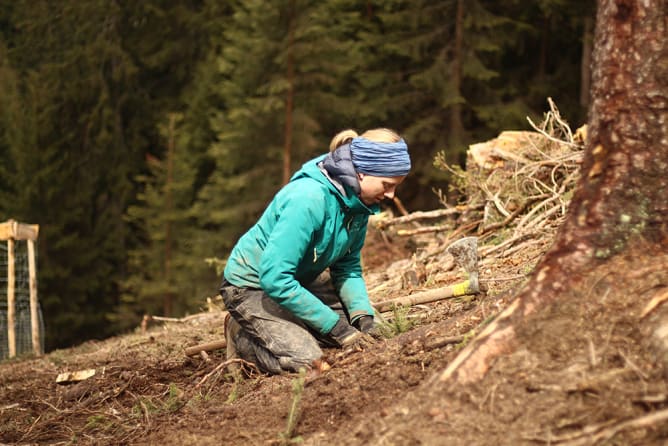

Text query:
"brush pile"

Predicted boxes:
[[366, 99, 585, 301]]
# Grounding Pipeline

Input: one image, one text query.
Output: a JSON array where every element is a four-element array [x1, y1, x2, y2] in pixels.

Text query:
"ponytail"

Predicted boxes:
[[329, 129, 359, 151]]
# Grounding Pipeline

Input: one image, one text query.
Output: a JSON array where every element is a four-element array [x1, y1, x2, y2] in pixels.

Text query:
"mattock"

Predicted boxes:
[[372, 236, 480, 313], [445, 236, 479, 295]]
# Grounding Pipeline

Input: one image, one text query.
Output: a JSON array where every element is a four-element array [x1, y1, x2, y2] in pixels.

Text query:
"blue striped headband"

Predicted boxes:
[[350, 137, 411, 177]]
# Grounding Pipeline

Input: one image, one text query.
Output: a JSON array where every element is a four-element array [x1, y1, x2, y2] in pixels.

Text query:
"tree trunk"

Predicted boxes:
[[164, 114, 176, 317], [579, 16, 594, 108], [441, 0, 668, 384], [449, 0, 464, 149], [282, 0, 295, 186]]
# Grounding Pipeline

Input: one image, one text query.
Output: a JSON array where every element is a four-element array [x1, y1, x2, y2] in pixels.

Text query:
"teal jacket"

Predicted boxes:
[[223, 146, 378, 335]]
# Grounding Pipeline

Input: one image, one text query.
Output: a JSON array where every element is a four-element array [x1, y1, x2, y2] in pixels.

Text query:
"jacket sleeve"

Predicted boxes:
[[329, 221, 374, 322], [258, 184, 340, 335]]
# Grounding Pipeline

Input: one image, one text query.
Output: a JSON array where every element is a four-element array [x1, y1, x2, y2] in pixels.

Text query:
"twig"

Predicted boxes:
[[547, 97, 575, 142], [640, 288, 668, 318], [479, 233, 534, 257], [498, 238, 544, 259], [480, 194, 549, 235], [423, 335, 465, 350], [18, 414, 42, 443], [392, 196, 410, 217], [1, 403, 21, 411], [195, 358, 259, 388], [397, 224, 452, 236], [480, 275, 528, 283], [522, 203, 563, 231], [375, 206, 471, 229], [557, 408, 668, 446], [618, 349, 648, 381], [440, 220, 483, 245], [527, 115, 581, 148]]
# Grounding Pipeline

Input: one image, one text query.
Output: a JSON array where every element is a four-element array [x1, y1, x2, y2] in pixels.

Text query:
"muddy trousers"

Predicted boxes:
[[220, 275, 347, 374]]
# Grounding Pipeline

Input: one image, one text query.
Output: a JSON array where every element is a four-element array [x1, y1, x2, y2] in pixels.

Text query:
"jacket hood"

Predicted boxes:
[[291, 145, 378, 215]]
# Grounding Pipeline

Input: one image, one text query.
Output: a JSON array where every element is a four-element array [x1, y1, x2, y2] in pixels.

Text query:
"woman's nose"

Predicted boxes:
[[384, 190, 395, 199]]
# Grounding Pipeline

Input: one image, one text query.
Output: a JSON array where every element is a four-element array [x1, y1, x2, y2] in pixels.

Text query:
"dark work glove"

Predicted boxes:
[[353, 315, 374, 333], [328, 318, 361, 347]]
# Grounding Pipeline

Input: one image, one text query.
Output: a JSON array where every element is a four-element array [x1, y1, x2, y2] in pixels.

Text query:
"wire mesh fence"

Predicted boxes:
[[1, 239, 44, 360]]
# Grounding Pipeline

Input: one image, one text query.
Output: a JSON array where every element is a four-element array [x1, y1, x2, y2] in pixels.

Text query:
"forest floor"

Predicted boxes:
[[2, 124, 667, 445]]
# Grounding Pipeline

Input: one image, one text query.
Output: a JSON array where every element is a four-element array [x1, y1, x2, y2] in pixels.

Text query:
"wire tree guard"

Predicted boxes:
[[0, 219, 43, 359]]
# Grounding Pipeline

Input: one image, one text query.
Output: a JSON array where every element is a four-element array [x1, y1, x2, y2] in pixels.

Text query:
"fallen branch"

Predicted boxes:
[[424, 334, 465, 350], [396, 223, 453, 236], [141, 310, 227, 334], [527, 408, 668, 445], [375, 205, 481, 229], [479, 194, 549, 235], [185, 339, 228, 357]]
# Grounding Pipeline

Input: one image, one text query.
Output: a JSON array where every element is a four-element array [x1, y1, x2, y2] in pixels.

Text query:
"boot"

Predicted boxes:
[[224, 313, 241, 371]]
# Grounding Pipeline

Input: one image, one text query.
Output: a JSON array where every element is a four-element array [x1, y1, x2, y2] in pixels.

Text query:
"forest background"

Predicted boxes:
[[0, 0, 594, 350]]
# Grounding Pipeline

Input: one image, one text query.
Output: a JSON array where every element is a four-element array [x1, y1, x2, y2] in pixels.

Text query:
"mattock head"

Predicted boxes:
[[446, 237, 479, 293]]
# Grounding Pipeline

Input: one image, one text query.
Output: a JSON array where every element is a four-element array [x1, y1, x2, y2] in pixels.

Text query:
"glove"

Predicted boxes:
[[328, 318, 361, 347], [353, 315, 374, 333]]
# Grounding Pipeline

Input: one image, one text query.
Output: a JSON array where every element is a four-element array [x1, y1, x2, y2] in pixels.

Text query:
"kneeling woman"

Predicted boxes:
[[220, 128, 411, 374]]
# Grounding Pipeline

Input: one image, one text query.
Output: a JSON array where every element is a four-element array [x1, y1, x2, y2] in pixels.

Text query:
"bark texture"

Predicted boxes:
[[442, 0, 668, 384]]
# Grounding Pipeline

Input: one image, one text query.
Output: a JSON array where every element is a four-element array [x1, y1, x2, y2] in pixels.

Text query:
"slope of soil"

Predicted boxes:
[[2, 126, 666, 445], [0, 225, 536, 446], [2, 239, 665, 446]]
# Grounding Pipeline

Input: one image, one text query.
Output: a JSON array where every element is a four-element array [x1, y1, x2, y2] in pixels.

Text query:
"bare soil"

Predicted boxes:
[[2, 222, 666, 446]]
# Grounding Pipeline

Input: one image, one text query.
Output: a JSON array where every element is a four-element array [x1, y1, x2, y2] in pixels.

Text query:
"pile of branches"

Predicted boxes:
[[372, 99, 584, 292]]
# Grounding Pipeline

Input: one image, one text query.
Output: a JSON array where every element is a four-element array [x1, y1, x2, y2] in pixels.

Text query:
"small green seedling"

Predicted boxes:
[[279, 368, 306, 445]]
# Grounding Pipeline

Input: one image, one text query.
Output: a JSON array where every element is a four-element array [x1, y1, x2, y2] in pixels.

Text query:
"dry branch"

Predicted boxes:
[[527, 408, 668, 445], [375, 205, 481, 229], [185, 339, 227, 357]]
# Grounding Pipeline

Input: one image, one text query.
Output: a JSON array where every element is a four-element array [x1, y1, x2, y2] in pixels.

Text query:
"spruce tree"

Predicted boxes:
[[194, 0, 363, 260]]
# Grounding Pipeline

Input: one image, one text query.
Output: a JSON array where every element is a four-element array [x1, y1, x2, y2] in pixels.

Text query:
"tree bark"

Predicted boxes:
[[441, 0, 668, 384]]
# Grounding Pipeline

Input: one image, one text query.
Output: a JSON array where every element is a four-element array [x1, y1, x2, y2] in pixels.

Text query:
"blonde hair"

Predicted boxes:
[[329, 128, 401, 151]]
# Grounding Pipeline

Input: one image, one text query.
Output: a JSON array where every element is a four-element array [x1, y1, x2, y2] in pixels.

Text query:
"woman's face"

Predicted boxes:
[[357, 173, 406, 206]]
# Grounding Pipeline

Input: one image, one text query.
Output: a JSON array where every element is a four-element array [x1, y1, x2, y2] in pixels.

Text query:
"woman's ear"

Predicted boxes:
[[357, 173, 365, 181]]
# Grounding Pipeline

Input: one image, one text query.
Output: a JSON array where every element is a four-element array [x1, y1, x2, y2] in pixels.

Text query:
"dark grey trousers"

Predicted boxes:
[[220, 273, 348, 374]]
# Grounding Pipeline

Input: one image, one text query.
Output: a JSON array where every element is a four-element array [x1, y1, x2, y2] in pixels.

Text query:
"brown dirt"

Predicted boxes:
[[2, 225, 666, 446]]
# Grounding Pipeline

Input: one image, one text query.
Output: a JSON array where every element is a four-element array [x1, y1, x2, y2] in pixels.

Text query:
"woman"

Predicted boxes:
[[220, 128, 411, 374]]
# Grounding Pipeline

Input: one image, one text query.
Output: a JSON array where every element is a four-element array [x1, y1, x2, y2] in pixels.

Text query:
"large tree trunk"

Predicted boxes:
[[442, 0, 668, 384]]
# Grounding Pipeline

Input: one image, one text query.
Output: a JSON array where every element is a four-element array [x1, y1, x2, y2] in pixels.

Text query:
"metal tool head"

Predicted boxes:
[[446, 237, 479, 293], [446, 237, 478, 273]]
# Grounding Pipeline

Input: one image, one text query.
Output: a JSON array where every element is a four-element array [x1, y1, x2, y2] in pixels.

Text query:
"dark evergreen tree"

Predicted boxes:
[[0, 0, 144, 348], [0, 0, 221, 347], [117, 114, 220, 329], [194, 0, 364, 259]]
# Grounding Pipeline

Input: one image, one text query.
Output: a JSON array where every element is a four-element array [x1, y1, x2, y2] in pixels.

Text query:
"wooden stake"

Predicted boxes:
[[185, 339, 227, 357], [7, 237, 15, 358], [28, 239, 41, 355]]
